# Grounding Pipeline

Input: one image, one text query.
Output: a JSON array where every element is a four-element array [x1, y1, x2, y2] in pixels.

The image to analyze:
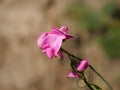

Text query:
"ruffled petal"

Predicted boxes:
[[52, 27, 74, 39], [37, 32, 48, 47], [41, 34, 63, 58], [40, 34, 57, 49], [51, 28, 66, 39]]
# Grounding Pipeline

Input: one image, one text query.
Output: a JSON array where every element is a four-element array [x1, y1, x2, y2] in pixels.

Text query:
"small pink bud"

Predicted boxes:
[[67, 60, 89, 78]]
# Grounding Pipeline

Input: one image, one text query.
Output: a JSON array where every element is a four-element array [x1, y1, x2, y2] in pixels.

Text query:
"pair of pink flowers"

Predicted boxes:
[[37, 26, 89, 78]]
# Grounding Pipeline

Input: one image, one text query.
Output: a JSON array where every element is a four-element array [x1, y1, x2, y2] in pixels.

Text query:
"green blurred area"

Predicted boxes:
[[67, 2, 120, 59], [101, 27, 120, 59]]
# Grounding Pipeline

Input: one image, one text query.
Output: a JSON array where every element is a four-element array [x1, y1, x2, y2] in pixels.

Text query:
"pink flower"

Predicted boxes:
[[37, 26, 74, 59], [67, 60, 89, 78]]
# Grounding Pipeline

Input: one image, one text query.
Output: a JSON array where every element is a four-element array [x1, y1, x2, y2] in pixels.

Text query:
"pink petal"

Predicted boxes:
[[41, 34, 63, 56], [46, 48, 54, 59], [51, 28, 66, 39], [65, 34, 75, 39], [41, 34, 62, 47], [59, 26, 75, 39], [40, 34, 57, 49], [59, 26, 68, 33], [52, 27, 74, 39], [37, 32, 48, 47], [41, 44, 50, 52], [67, 70, 81, 78], [51, 37, 62, 56], [55, 51, 63, 57]]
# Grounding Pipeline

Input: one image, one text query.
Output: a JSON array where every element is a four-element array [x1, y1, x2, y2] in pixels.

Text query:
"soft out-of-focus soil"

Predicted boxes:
[[0, 0, 120, 90]]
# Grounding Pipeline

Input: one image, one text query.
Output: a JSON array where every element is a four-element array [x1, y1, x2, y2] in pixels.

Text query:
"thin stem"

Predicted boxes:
[[60, 47, 113, 90], [60, 48, 82, 61], [89, 65, 113, 90], [72, 64, 94, 90], [82, 74, 94, 90]]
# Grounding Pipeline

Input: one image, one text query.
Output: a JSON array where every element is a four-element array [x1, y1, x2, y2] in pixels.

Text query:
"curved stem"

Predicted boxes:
[[60, 47, 113, 90], [83, 78, 94, 90], [82, 73, 94, 90]]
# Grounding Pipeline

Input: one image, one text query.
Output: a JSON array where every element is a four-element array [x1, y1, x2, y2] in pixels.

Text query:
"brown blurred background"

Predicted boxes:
[[0, 0, 120, 90]]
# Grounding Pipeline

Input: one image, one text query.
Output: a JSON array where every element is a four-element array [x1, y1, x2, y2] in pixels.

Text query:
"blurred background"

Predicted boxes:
[[0, 0, 120, 90]]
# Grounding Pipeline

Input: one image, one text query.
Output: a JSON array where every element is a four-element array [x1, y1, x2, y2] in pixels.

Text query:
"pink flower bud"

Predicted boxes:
[[67, 60, 89, 78]]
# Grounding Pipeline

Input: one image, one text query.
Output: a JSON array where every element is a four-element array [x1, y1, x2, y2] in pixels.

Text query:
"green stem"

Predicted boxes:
[[81, 72, 94, 90], [82, 74, 94, 90], [72, 64, 94, 90], [89, 65, 113, 90], [60, 48, 82, 61], [60, 47, 113, 90]]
